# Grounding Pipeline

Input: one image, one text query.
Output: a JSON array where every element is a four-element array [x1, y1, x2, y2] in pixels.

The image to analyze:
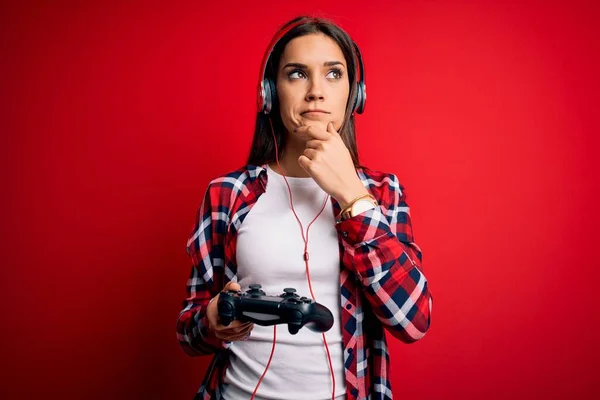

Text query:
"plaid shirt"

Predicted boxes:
[[177, 164, 433, 400]]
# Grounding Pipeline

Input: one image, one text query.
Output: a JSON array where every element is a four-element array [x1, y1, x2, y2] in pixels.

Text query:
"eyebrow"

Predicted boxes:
[[282, 61, 345, 69]]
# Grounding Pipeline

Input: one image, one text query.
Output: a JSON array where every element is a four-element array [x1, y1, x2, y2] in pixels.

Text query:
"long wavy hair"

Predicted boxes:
[[246, 16, 364, 168]]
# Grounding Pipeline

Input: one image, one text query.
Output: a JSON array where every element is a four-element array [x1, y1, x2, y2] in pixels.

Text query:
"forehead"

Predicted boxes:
[[279, 33, 346, 66]]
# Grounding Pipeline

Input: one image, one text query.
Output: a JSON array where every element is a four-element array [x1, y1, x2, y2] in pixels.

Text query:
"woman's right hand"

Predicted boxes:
[[206, 281, 255, 341]]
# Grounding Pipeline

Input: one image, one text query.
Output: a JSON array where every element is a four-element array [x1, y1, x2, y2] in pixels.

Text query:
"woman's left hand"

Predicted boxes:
[[296, 122, 369, 209]]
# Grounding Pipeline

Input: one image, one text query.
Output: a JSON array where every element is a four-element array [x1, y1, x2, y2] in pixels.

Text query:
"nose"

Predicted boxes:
[[306, 78, 325, 102]]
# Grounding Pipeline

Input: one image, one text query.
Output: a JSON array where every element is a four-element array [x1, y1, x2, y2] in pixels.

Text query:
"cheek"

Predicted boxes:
[[278, 90, 303, 121], [278, 87, 300, 110], [277, 96, 294, 120], [335, 88, 350, 116], [276, 93, 296, 131], [278, 95, 292, 113]]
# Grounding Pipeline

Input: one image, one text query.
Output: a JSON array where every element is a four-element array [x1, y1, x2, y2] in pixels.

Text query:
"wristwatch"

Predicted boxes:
[[339, 195, 378, 221]]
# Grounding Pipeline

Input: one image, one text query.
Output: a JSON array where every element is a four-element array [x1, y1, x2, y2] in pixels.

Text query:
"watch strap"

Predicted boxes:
[[338, 194, 378, 221]]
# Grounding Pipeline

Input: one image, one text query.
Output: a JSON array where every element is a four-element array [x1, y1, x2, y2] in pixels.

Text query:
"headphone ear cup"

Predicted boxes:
[[269, 79, 277, 113], [353, 81, 366, 114], [258, 80, 266, 114], [262, 79, 277, 114]]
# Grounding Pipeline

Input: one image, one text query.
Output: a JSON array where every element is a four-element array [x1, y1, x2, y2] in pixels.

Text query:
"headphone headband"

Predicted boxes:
[[257, 18, 366, 115]]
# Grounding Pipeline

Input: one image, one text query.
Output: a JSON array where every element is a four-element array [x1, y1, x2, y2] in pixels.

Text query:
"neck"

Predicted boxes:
[[269, 138, 311, 178]]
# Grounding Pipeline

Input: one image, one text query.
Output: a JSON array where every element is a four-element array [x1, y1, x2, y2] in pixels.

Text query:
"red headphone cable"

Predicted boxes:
[[250, 325, 277, 400], [250, 118, 336, 400]]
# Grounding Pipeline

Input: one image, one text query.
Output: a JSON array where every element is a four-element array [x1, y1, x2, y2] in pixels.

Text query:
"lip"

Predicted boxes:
[[301, 111, 330, 120], [302, 109, 329, 114]]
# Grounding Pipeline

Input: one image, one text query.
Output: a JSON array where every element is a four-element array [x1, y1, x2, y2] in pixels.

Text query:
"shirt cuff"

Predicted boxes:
[[335, 206, 391, 245]]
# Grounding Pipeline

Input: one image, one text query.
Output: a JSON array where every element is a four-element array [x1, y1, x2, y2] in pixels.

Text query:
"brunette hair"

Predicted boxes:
[[247, 16, 363, 167]]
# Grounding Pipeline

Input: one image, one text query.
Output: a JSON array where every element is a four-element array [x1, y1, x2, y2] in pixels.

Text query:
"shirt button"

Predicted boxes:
[[351, 388, 358, 397], [346, 304, 352, 310], [343, 231, 348, 237], [348, 348, 353, 354]]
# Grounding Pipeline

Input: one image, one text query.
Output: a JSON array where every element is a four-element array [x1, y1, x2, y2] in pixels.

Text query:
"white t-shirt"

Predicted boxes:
[[222, 164, 346, 400]]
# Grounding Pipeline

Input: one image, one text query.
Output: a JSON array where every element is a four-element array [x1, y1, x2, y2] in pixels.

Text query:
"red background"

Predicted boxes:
[[1, 1, 599, 399]]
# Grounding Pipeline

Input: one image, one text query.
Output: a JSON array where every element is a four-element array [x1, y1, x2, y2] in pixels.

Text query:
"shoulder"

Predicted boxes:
[[203, 164, 265, 205], [207, 165, 260, 188]]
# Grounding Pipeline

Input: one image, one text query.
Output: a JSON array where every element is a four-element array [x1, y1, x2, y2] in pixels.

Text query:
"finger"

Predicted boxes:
[[327, 121, 341, 138], [215, 316, 253, 329], [298, 155, 312, 173], [232, 324, 254, 337], [305, 139, 326, 150], [215, 324, 254, 340], [215, 316, 253, 328], [303, 148, 318, 160], [217, 331, 252, 342], [225, 324, 254, 336], [222, 281, 241, 292], [294, 125, 329, 140], [217, 320, 253, 332]]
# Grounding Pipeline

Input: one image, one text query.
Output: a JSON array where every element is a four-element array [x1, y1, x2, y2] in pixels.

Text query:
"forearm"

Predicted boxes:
[[337, 207, 433, 342], [177, 305, 223, 356], [176, 268, 224, 356]]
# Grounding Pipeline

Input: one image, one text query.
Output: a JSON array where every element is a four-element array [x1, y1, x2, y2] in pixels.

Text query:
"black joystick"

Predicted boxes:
[[217, 284, 334, 335], [247, 284, 266, 298]]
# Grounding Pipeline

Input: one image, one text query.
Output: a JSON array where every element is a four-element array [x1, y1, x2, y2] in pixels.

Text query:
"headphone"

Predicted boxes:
[[257, 18, 367, 115]]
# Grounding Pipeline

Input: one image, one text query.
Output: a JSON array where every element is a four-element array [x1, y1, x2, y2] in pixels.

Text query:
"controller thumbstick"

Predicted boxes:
[[283, 288, 297, 295], [248, 284, 265, 298]]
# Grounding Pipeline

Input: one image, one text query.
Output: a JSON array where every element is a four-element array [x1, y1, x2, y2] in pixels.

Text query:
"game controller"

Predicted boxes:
[[217, 284, 334, 335]]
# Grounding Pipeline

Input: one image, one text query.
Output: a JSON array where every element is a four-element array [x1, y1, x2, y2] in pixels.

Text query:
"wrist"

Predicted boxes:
[[337, 194, 378, 222], [336, 187, 370, 210]]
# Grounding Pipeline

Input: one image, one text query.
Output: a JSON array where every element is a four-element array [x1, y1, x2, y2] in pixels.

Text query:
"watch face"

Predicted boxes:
[[351, 199, 377, 217], [339, 196, 377, 221]]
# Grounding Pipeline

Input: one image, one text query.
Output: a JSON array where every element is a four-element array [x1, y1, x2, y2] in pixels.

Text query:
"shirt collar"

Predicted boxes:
[[246, 163, 268, 182]]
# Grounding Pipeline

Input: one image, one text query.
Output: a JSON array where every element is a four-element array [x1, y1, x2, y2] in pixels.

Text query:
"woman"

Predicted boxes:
[[177, 15, 433, 400]]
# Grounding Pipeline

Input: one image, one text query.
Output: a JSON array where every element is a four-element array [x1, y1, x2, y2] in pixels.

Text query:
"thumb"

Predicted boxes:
[[223, 281, 241, 292], [327, 121, 340, 137]]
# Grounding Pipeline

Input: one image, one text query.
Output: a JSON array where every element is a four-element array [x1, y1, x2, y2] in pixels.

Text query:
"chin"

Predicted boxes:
[[299, 118, 329, 128]]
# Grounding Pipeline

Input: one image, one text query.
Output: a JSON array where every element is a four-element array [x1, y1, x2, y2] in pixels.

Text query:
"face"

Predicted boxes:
[[276, 33, 350, 141]]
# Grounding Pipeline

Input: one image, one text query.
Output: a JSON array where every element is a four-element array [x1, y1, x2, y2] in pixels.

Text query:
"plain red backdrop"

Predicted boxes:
[[1, 0, 599, 399]]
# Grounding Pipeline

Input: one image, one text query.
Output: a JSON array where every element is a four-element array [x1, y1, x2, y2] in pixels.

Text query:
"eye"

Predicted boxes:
[[327, 68, 344, 79], [288, 69, 307, 80]]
